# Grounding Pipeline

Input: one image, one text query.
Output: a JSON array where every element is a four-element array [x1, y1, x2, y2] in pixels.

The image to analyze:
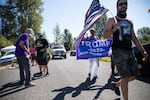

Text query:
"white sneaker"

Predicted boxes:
[[25, 82, 36, 88]]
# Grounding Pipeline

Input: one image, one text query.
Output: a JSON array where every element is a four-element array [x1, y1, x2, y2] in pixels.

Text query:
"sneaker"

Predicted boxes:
[[33, 72, 43, 77], [86, 77, 90, 81], [45, 72, 49, 76], [25, 82, 36, 88], [43, 72, 49, 77], [93, 76, 97, 79], [37, 72, 42, 75], [91, 76, 97, 83], [111, 82, 120, 96]]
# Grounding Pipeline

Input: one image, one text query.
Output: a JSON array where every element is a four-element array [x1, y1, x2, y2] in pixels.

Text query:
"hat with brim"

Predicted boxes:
[[26, 28, 34, 38], [90, 28, 95, 32], [38, 33, 43, 36]]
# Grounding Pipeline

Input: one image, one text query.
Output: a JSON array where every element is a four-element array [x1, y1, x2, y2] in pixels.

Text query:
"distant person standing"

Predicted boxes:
[[15, 28, 36, 87], [35, 33, 49, 76], [29, 44, 37, 66], [88, 28, 99, 82]]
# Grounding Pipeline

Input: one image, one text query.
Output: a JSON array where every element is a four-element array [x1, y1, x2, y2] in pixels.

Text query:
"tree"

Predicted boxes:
[[16, 0, 43, 35], [0, 34, 12, 48], [1, 0, 43, 44], [137, 27, 150, 36], [137, 27, 150, 44], [53, 24, 63, 44], [63, 29, 73, 51], [0, 0, 17, 42]]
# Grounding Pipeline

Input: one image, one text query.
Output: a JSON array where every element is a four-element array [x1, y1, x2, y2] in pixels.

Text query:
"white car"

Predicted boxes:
[[51, 45, 67, 59], [0, 50, 17, 64]]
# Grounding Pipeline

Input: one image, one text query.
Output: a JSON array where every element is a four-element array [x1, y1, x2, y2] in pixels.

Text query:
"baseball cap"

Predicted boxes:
[[38, 33, 42, 36], [26, 28, 34, 38], [90, 28, 95, 32]]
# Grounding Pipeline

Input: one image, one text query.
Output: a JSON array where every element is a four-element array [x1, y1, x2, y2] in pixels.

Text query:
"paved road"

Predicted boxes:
[[0, 54, 150, 100]]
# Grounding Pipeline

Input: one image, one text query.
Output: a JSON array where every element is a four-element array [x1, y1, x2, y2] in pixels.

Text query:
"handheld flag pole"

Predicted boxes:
[[75, 0, 109, 46]]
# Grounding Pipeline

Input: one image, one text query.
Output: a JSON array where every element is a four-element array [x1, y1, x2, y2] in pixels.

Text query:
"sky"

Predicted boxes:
[[41, 0, 150, 43], [1, 0, 150, 42]]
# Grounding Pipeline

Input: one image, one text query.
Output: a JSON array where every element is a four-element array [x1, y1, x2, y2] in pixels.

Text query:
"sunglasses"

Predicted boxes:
[[118, 2, 127, 6]]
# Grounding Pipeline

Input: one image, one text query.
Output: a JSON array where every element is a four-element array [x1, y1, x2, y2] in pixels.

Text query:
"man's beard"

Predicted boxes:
[[117, 12, 127, 18]]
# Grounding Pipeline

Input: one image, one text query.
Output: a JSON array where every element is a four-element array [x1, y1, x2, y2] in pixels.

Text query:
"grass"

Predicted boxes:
[[0, 65, 8, 70], [99, 57, 111, 62]]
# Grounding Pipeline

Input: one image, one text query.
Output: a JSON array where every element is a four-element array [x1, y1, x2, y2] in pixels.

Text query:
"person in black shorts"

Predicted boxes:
[[35, 33, 49, 76], [102, 0, 148, 99]]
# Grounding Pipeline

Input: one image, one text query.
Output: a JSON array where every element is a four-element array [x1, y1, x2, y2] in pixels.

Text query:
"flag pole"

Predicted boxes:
[[108, 10, 123, 40], [109, 10, 117, 23]]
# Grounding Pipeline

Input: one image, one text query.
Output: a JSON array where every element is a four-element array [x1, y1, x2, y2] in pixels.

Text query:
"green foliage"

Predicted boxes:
[[2, 0, 43, 43], [139, 35, 150, 44], [99, 57, 111, 62], [53, 24, 62, 44], [137, 27, 150, 36], [63, 29, 73, 51], [0, 34, 13, 48], [52, 25, 73, 50], [137, 27, 150, 44], [16, 0, 43, 35]]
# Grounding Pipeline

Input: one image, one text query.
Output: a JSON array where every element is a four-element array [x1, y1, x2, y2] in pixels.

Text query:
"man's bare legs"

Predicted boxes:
[[115, 76, 136, 100], [39, 65, 42, 73], [42, 65, 49, 75]]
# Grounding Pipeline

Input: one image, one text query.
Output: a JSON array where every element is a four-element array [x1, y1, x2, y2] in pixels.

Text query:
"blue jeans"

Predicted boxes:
[[17, 56, 31, 85]]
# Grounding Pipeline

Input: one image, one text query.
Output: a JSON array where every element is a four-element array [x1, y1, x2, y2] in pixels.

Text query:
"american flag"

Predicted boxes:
[[75, 0, 108, 45]]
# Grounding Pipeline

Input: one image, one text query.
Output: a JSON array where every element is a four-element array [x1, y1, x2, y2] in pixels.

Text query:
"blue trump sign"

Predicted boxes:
[[76, 38, 112, 59]]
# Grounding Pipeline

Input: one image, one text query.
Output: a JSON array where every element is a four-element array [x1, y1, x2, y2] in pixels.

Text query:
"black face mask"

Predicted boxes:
[[117, 12, 127, 18]]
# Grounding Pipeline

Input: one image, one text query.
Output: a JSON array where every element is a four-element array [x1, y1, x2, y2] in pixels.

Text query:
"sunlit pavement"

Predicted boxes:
[[0, 55, 150, 100]]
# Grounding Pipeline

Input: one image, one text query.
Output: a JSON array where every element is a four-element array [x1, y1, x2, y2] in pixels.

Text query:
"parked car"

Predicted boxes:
[[111, 44, 150, 76], [133, 44, 150, 76], [0, 50, 17, 65], [1, 45, 16, 52], [51, 45, 67, 59]]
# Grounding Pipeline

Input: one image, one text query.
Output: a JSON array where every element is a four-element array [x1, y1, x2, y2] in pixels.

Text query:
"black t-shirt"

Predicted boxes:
[[35, 38, 49, 53], [113, 18, 133, 50]]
